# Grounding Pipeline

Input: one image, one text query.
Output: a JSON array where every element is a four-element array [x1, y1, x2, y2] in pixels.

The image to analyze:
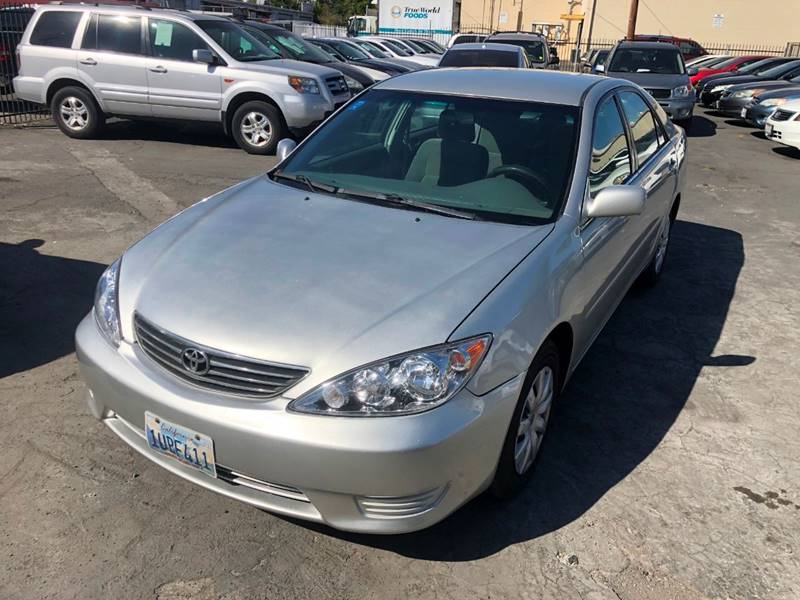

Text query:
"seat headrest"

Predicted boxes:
[[439, 110, 475, 142]]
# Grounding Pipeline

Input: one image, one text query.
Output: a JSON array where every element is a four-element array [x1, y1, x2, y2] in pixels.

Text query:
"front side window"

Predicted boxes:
[[84, 15, 142, 54], [609, 48, 684, 74], [30, 11, 82, 48], [195, 20, 279, 62], [590, 97, 631, 197], [149, 19, 211, 62], [619, 91, 659, 166], [274, 89, 580, 225]]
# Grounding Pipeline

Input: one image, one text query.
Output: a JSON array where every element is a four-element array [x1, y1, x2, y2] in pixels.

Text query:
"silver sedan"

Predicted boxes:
[[76, 68, 686, 534]]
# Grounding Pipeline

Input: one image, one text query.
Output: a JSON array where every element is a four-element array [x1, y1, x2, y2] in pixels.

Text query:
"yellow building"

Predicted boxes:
[[459, 0, 800, 46]]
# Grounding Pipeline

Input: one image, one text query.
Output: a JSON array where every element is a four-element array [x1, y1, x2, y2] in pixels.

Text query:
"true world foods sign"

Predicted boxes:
[[380, 0, 454, 34]]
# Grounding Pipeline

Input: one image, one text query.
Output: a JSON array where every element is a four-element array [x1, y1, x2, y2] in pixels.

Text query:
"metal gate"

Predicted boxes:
[[1, 1, 48, 125]]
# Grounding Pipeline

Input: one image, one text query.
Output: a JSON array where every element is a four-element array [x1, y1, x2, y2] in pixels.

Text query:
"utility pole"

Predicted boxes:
[[586, 0, 598, 47], [626, 0, 639, 40]]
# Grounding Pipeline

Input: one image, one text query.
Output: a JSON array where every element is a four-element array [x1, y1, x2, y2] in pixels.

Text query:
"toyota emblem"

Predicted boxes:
[[181, 348, 210, 375]]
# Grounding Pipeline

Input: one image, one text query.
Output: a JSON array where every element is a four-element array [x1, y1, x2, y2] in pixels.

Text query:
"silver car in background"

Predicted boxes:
[[76, 69, 686, 534]]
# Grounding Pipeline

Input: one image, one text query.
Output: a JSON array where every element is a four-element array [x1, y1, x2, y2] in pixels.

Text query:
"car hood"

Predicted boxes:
[[756, 85, 800, 101], [119, 176, 552, 397], [712, 75, 767, 88], [354, 58, 414, 73], [605, 72, 689, 88], [234, 59, 342, 79], [729, 79, 798, 93], [319, 60, 375, 85]]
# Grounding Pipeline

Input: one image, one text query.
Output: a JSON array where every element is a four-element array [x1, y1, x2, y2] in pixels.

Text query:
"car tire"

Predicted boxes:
[[490, 340, 560, 499], [231, 101, 284, 155], [51, 86, 104, 139], [638, 211, 674, 286]]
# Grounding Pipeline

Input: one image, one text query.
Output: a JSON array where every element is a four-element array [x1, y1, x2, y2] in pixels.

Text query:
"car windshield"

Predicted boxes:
[[737, 59, 772, 73], [196, 21, 279, 62], [249, 28, 333, 64], [273, 89, 580, 225], [356, 40, 388, 58], [440, 49, 519, 67], [609, 48, 684, 73], [381, 39, 413, 56], [325, 39, 369, 60], [402, 39, 432, 53], [490, 39, 544, 63], [758, 61, 800, 78]]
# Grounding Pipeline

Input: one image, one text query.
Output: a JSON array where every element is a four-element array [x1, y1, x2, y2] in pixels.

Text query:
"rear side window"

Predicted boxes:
[[84, 15, 142, 54], [30, 11, 82, 48], [618, 91, 660, 166], [589, 96, 631, 196]]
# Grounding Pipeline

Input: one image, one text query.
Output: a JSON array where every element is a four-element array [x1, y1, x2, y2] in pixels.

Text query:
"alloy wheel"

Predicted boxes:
[[514, 366, 554, 475], [240, 111, 273, 148], [60, 96, 89, 131], [654, 216, 671, 274]]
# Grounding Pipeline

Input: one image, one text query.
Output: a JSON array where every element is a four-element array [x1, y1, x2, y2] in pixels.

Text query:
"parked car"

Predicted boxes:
[[582, 48, 609, 73], [397, 37, 442, 55], [309, 37, 420, 76], [697, 58, 799, 106], [686, 54, 731, 75], [76, 67, 685, 534], [13, 6, 350, 154], [600, 41, 694, 125], [439, 43, 529, 68], [0, 5, 33, 92], [634, 34, 707, 61], [356, 36, 415, 59], [484, 32, 553, 69], [447, 32, 487, 47], [700, 58, 800, 108], [744, 87, 800, 128], [714, 62, 800, 117], [765, 98, 800, 151], [414, 38, 447, 53], [359, 36, 440, 66], [239, 21, 383, 93], [690, 55, 773, 87]]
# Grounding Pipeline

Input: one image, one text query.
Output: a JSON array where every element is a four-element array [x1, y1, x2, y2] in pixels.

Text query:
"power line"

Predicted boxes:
[[596, 12, 625, 35], [640, 0, 672, 35]]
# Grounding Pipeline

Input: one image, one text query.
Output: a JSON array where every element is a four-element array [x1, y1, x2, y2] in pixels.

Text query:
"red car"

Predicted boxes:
[[690, 55, 771, 86]]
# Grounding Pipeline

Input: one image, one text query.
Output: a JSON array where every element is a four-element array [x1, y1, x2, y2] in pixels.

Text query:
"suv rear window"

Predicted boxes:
[[29, 11, 81, 48], [440, 49, 519, 68]]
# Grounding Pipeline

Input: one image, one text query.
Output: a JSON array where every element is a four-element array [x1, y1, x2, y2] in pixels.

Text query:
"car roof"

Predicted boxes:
[[614, 41, 680, 51], [375, 68, 608, 106], [36, 4, 230, 23], [487, 32, 546, 40], [447, 43, 522, 53]]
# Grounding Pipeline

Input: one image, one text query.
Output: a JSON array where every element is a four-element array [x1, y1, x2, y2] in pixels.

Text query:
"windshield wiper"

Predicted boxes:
[[339, 189, 475, 220], [271, 171, 337, 194]]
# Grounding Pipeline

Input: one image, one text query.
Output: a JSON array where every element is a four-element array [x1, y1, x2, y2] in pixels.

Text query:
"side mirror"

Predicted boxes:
[[276, 138, 297, 162], [584, 185, 645, 219], [594, 63, 605, 73], [193, 49, 215, 65]]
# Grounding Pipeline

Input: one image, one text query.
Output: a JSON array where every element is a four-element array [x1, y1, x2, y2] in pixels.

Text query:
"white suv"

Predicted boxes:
[[13, 6, 350, 154]]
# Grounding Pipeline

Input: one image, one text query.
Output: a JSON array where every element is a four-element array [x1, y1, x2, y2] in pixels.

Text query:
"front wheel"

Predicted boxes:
[[231, 101, 284, 155], [638, 213, 673, 286], [490, 340, 560, 499]]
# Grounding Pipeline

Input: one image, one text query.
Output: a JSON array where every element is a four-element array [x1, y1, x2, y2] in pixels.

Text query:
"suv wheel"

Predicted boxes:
[[51, 86, 103, 139], [231, 101, 284, 155], [490, 340, 559, 499]]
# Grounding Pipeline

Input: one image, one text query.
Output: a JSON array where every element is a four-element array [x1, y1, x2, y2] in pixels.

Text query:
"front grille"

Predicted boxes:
[[133, 314, 309, 398], [645, 88, 671, 99], [772, 109, 795, 122], [216, 466, 309, 503], [325, 75, 348, 96]]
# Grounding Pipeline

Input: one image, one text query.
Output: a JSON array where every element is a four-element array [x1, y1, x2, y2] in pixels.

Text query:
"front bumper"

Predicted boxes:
[[744, 104, 776, 128], [280, 92, 348, 131], [716, 96, 752, 117], [766, 121, 800, 149], [699, 89, 724, 107], [75, 315, 522, 534], [657, 96, 694, 120]]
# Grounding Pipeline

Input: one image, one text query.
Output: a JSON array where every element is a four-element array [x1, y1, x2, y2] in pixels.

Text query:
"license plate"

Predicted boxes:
[[765, 123, 774, 136], [145, 412, 217, 478], [741, 108, 748, 118]]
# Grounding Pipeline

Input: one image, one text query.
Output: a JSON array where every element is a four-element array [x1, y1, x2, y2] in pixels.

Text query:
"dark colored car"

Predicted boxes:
[[634, 34, 707, 61], [439, 42, 530, 68], [0, 6, 33, 92], [309, 38, 416, 77], [582, 48, 609, 73], [686, 55, 731, 75], [716, 67, 800, 118], [240, 21, 377, 93], [697, 58, 800, 106], [744, 87, 800, 128], [690, 55, 773, 86]]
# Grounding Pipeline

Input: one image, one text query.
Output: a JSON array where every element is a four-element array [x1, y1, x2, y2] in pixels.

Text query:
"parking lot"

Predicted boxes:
[[1, 111, 799, 600]]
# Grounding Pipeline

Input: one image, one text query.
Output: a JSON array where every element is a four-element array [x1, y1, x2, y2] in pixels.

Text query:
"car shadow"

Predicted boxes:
[[0, 239, 106, 379], [771, 146, 800, 159], [685, 116, 717, 137], [724, 119, 753, 128], [750, 131, 767, 140], [283, 219, 750, 560], [98, 119, 240, 150]]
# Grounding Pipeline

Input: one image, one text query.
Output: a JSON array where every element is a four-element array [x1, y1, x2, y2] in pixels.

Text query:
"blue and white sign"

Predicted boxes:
[[379, 0, 454, 35]]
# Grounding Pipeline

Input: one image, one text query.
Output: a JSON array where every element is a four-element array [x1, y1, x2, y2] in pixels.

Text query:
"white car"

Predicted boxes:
[[360, 36, 440, 67], [765, 98, 800, 151]]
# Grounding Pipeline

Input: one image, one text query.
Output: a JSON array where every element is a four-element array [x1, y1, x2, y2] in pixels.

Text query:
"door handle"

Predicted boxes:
[[79, 57, 97, 66], [149, 65, 167, 74], [668, 156, 678, 173]]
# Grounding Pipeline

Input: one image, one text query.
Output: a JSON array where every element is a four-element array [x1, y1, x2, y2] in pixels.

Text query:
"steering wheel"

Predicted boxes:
[[487, 165, 553, 201]]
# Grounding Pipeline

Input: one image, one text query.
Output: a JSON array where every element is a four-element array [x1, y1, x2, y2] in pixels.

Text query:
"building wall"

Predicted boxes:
[[459, 0, 800, 46]]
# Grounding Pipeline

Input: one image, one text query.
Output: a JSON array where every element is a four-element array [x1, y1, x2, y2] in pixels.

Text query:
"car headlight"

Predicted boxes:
[[672, 84, 692, 98], [711, 84, 732, 93], [289, 335, 492, 416], [288, 76, 320, 94], [343, 74, 364, 93], [94, 259, 121, 347], [761, 98, 788, 107]]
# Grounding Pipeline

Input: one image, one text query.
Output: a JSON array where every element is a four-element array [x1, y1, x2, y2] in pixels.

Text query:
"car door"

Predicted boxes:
[[617, 90, 676, 274], [77, 13, 150, 116], [144, 17, 221, 121]]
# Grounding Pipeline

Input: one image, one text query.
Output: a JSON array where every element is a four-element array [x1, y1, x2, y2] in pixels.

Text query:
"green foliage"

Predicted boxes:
[[314, 0, 372, 26]]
